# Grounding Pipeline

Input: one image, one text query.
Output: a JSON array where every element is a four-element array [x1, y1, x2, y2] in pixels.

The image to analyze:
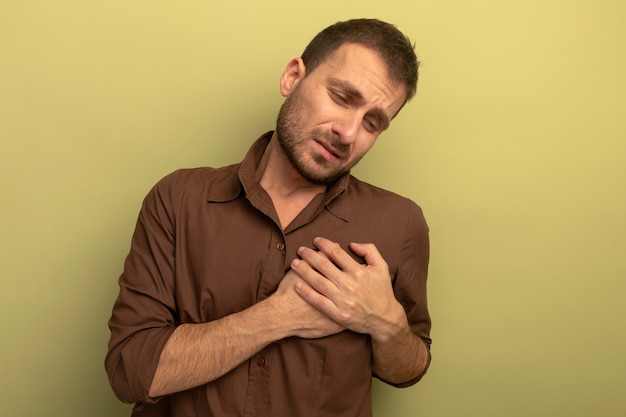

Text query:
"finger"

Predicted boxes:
[[348, 242, 387, 269], [296, 244, 343, 280], [291, 257, 339, 298], [294, 279, 339, 316], [312, 237, 359, 272]]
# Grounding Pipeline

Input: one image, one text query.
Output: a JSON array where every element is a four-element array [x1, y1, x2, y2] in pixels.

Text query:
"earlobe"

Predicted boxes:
[[280, 57, 306, 97]]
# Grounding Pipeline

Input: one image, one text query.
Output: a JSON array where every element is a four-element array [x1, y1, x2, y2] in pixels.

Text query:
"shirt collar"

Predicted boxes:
[[207, 131, 351, 221]]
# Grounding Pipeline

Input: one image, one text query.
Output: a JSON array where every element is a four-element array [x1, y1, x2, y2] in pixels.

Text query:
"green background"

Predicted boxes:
[[1, 1, 624, 416]]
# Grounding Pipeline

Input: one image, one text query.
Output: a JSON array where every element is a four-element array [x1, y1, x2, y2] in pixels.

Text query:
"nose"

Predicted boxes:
[[331, 110, 362, 145]]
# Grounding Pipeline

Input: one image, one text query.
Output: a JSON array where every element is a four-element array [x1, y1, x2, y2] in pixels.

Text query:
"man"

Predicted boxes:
[[106, 18, 431, 417]]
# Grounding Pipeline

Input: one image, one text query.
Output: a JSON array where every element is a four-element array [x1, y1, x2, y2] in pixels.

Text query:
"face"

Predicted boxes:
[[276, 43, 407, 185]]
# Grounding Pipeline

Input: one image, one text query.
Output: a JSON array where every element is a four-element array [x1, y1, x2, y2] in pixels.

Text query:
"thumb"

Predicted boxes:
[[349, 242, 385, 268]]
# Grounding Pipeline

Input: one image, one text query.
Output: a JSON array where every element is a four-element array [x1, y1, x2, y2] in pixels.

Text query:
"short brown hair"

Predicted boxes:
[[301, 18, 419, 104]]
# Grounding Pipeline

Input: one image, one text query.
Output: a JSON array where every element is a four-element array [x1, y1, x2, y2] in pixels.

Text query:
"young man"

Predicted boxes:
[[106, 18, 431, 417]]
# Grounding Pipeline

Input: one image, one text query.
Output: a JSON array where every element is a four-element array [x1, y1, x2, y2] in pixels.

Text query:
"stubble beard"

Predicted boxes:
[[275, 87, 358, 185]]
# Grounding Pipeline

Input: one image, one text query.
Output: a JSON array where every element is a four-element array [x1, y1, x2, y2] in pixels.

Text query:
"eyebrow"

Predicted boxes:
[[327, 77, 391, 130]]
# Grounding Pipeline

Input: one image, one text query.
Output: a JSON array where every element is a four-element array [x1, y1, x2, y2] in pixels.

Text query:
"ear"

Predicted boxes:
[[279, 57, 306, 97]]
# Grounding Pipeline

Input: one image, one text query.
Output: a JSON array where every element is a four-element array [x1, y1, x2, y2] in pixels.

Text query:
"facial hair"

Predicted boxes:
[[275, 84, 362, 185]]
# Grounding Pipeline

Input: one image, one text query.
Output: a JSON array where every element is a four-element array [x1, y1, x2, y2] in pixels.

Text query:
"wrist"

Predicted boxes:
[[370, 302, 410, 344], [252, 296, 295, 340]]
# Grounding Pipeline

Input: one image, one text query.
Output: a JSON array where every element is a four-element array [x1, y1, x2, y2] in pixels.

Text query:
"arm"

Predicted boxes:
[[148, 297, 283, 398], [149, 270, 344, 398], [368, 296, 430, 385], [291, 237, 430, 384]]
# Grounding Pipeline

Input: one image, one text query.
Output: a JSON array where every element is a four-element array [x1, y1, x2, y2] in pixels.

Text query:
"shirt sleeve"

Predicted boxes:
[[376, 199, 432, 388], [105, 172, 180, 404]]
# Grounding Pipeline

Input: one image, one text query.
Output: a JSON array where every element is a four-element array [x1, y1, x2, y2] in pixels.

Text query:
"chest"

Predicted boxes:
[[171, 195, 403, 323]]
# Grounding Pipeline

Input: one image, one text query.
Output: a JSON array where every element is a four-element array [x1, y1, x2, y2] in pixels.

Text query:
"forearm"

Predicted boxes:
[[371, 303, 430, 385], [149, 298, 291, 398]]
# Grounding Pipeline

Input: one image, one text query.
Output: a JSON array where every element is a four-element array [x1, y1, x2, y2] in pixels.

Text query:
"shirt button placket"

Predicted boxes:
[[243, 348, 272, 417]]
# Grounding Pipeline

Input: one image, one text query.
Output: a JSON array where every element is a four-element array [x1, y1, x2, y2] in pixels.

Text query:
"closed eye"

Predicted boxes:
[[363, 116, 380, 133], [329, 89, 349, 106]]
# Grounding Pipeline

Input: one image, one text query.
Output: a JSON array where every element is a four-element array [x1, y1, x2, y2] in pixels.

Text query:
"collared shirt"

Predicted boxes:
[[106, 132, 431, 417]]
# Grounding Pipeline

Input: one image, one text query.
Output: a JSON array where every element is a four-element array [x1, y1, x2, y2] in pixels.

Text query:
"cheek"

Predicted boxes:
[[301, 85, 328, 114], [353, 136, 378, 155]]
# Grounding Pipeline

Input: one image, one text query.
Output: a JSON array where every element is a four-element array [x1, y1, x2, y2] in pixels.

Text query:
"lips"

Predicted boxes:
[[315, 139, 344, 161]]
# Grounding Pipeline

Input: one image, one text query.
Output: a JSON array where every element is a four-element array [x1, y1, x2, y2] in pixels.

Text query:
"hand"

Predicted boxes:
[[271, 268, 345, 339], [290, 237, 406, 342]]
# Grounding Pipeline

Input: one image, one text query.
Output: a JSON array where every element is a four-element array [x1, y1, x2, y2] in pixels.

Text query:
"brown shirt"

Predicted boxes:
[[106, 132, 431, 417]]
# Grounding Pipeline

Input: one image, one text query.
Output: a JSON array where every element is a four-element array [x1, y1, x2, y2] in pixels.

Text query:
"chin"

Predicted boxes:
[[301, 168, 346, 185]]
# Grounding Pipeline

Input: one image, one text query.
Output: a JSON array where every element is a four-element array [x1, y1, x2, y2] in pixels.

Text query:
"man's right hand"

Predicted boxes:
[[270, 269, 345, 339]]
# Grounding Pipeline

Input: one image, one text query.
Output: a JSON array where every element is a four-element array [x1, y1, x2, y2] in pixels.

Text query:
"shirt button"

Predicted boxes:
[[256, 357, 266, 367], [276, 242, 285, 251]]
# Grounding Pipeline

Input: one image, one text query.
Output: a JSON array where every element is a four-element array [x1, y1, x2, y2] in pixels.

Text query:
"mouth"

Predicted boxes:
[[314, 140, 344, 162]]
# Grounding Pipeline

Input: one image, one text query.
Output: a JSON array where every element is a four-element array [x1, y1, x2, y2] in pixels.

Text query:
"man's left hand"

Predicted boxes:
[[290, 237, 406, 342]]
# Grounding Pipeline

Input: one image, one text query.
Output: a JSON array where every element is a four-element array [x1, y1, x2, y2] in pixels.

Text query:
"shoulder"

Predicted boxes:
[[152, 164, 241, 202], [157, 164, 239, 187], [346, 176, 425, 217], [346, 176, 428, 234]]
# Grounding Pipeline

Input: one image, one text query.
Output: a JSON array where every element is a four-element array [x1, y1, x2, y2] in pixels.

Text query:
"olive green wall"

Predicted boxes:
[[1, 1, 624, 416]]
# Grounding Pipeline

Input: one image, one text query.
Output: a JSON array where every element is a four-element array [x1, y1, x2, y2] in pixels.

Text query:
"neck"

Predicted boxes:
[[259, 133, 326, 229], [258, 133, 326, 198]]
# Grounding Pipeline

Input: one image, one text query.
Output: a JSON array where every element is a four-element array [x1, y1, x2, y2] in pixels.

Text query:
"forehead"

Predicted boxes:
[[308, 43, 407, 116]]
